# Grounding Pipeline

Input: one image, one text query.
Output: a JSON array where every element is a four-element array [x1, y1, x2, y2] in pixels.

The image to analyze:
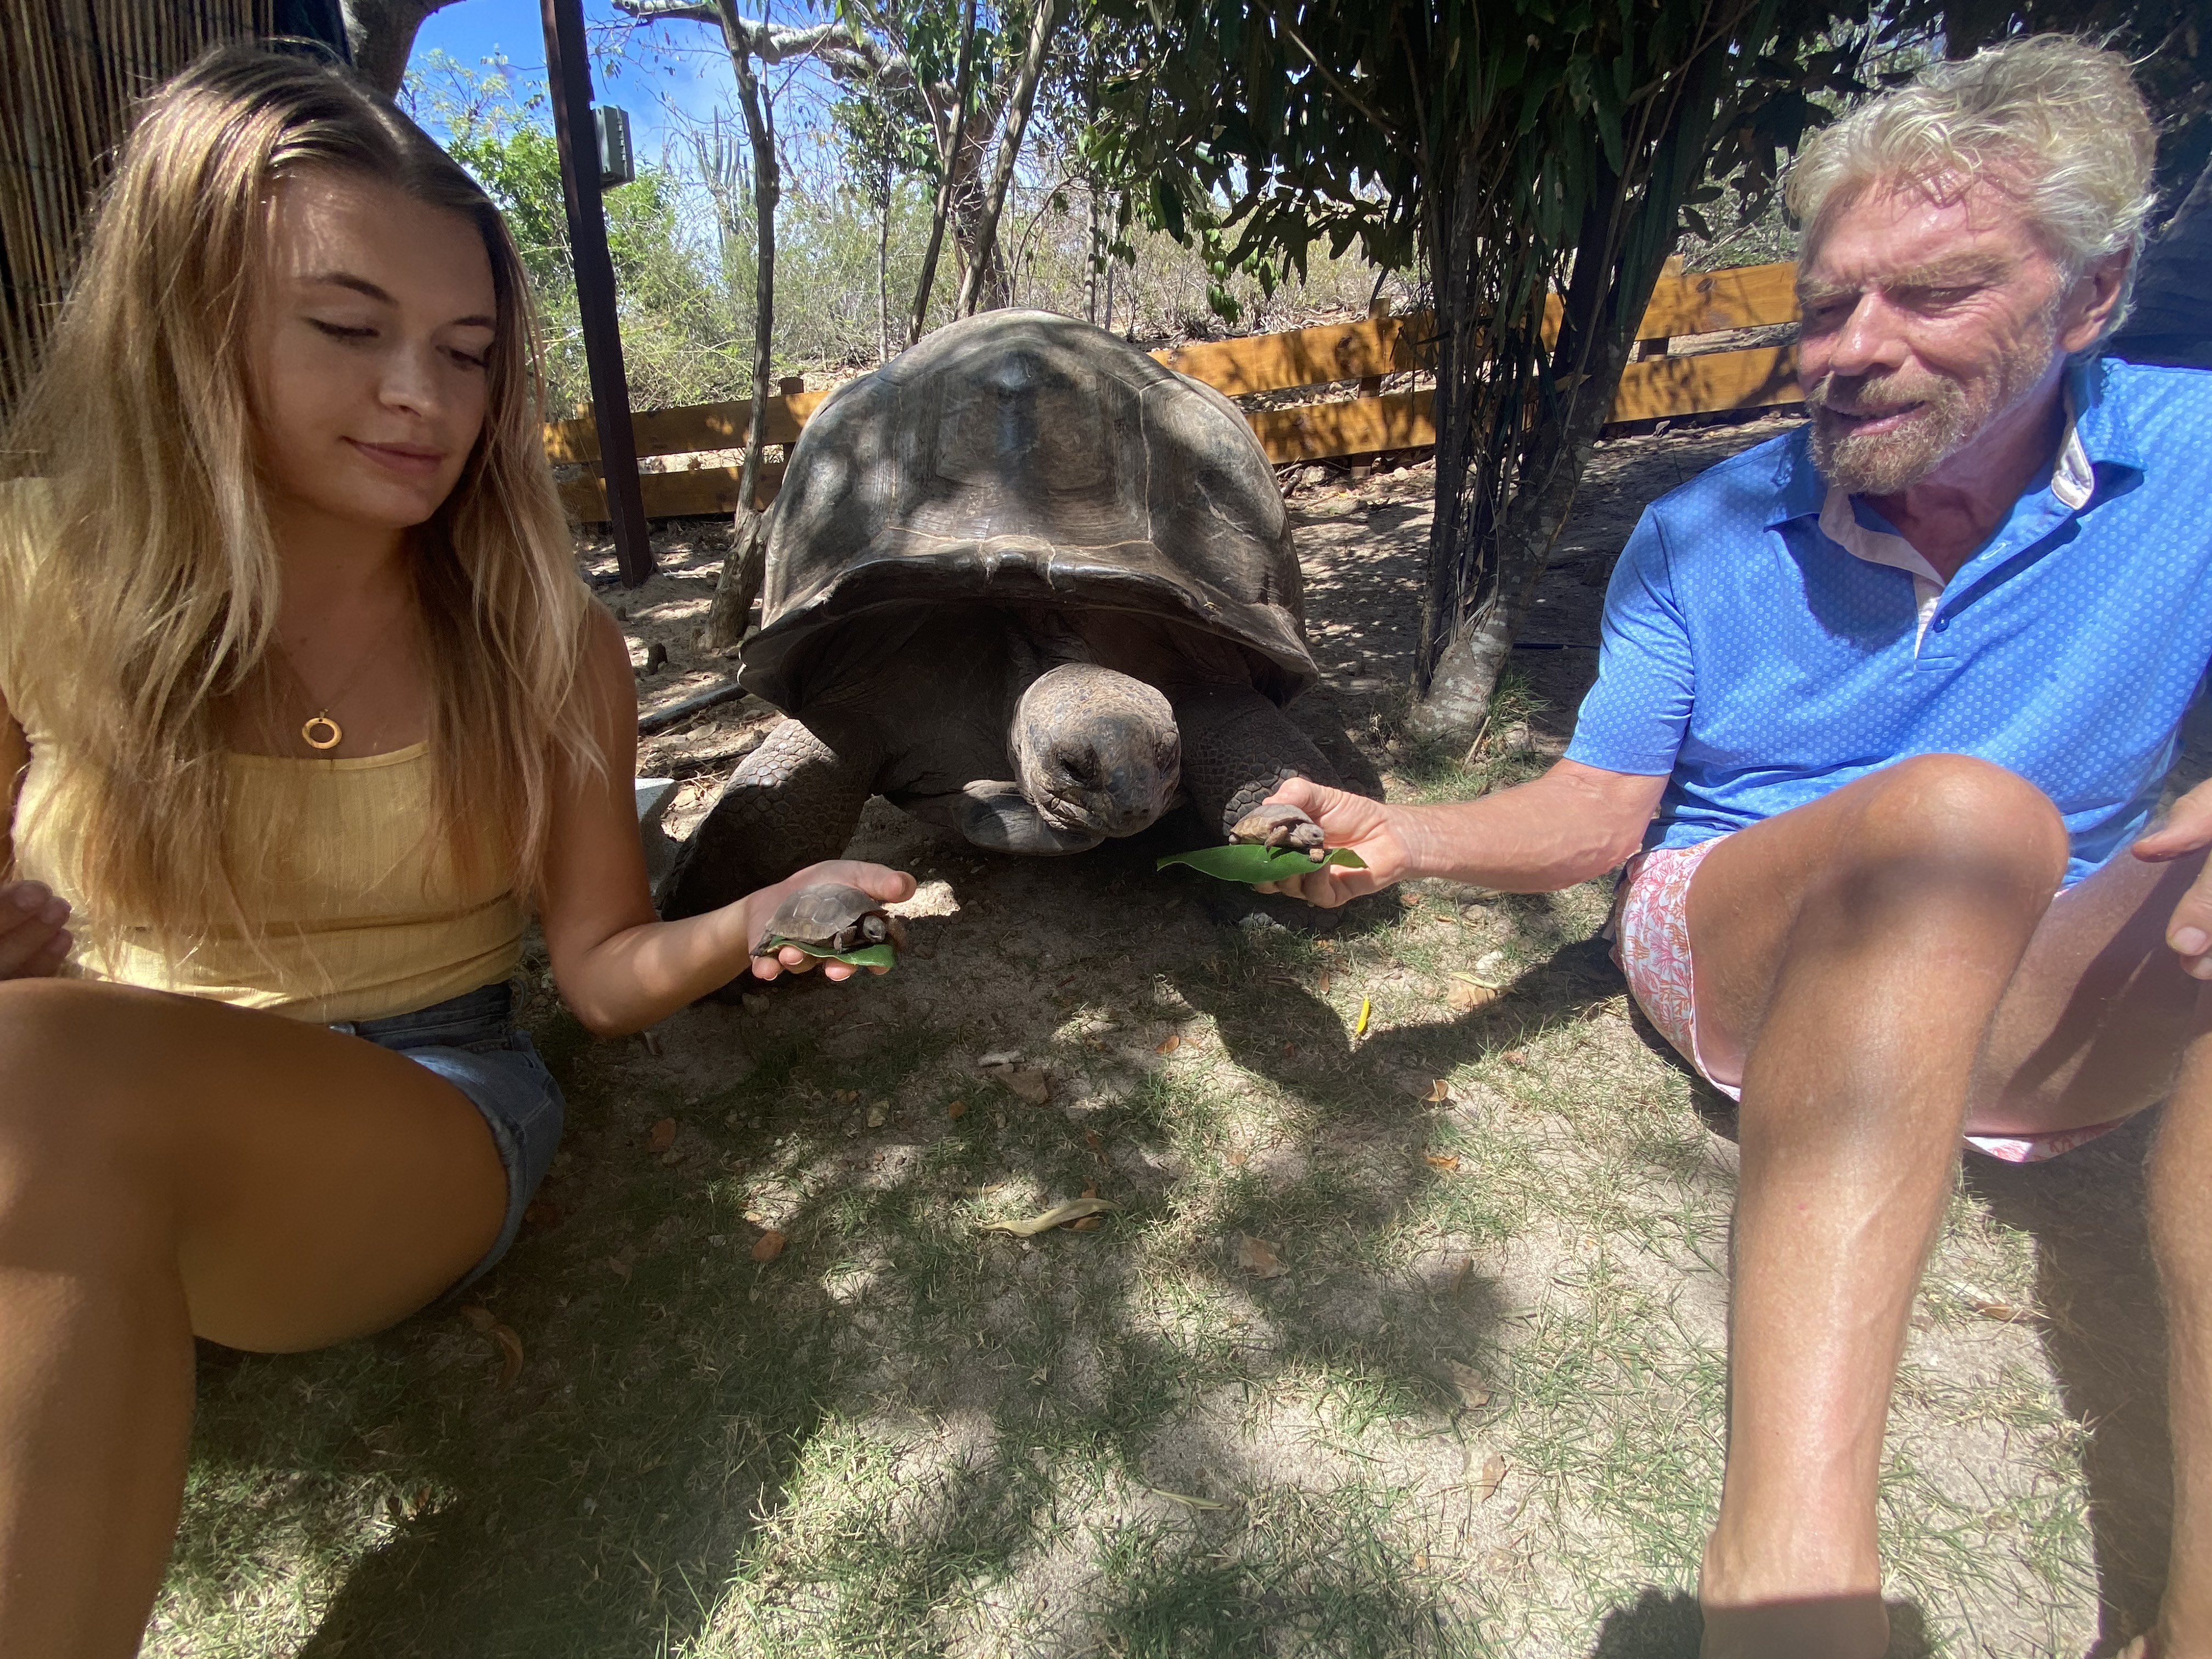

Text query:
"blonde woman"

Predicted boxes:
[[0, 47, 909, 1656]]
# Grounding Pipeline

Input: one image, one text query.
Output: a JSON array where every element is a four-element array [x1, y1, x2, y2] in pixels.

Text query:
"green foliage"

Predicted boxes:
[[1079, 0, 1904, 721], [407, 51, 742, 411]]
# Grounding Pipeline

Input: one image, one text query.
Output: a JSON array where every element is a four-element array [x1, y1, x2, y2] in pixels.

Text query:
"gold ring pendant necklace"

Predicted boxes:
[[279, 608, 409, 753]]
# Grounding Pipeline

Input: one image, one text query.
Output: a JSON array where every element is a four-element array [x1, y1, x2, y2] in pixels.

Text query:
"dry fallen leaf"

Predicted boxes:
[[1144, 1487, 1232, 1511], [946, 1099, 969, 1119], [606, 1252, 634, 1283], [1451, 1256, 1474, 1297], [1234, 1234, 1287, 1279], [1423, 1079, 1455, 1104], [834, 1088, 860, 1104], [1478, 1453, 1508, 1500], [866, 1103, 887, 1128], [1155, 1034, 1182, 1055], [751, 1229, 787, 1262], [522, 1198, 565, 1231], [1970, 1299, 2045, 1325], [647, 1118, 677, 1153], [1447, 1360, 1492, 1411], [1070, 1216, 1104, 1231], [1448, 981, 1499, 1013], [1226, 1148, 1248, 1167], [1003, 1068, 1053, 1103], [1318, 972, 1333, 995], [1503, 1049, 1528, 1065], [459, 1304, 496, 1333], [490, 1323, 524, 1390], [1424, 1152, 1462, 1172], [975, 1198, 1119, 1237]]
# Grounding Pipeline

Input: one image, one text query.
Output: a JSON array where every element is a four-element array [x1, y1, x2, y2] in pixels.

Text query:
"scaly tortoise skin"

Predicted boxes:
[[663, 310, 1350, 923]]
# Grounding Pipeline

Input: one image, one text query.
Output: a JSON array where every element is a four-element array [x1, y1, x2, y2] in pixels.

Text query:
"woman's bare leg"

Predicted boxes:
[[0, 979, 507, 1659]]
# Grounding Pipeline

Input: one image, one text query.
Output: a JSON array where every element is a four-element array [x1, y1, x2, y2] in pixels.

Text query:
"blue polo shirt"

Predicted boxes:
[[1565, 358, 2212, 886]]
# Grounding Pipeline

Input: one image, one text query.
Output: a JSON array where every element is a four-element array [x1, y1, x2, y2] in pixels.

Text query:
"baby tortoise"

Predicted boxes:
[[1229, 802, 1327, 854], [756, 883, 907, 960]]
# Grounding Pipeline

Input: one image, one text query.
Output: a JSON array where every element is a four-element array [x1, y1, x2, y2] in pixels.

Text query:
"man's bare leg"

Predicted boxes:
[[1682, 756, 2073, 1656], [2147, 1028, 2212, 1658]]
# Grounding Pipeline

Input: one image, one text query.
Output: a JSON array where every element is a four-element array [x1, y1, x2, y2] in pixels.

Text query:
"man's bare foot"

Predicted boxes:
[[1699, 1594, 1891, 1659]]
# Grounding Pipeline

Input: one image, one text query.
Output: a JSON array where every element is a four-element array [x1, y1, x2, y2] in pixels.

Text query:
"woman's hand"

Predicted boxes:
[[2134, 777, 2212, 978], [1251, 778, 1417, 908], [0, 881, 72, 979], [746, 860, 919, 982]]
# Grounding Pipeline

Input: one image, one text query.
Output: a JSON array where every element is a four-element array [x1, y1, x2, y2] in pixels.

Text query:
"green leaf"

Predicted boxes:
[[760, 938, 898, 969], [1154, 844, 1369, 883]]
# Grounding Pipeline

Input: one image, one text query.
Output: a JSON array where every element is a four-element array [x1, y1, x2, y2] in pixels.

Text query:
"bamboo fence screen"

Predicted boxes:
[[0, 0, 274, 421]]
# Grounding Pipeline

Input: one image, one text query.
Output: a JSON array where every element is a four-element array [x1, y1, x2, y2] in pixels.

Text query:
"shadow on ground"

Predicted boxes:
[[1966, 1114, 2174, 1658], [1585, 1588, 1933, 1658], [178, 807, 1575, 1657]]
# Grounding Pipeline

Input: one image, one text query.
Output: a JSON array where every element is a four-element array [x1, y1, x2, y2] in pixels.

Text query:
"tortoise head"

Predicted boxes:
[[1010, 663, 1181, 840]]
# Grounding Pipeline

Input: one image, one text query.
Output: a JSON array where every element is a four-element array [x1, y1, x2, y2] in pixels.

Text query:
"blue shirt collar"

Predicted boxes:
[[1767, 356, 2144, 529]]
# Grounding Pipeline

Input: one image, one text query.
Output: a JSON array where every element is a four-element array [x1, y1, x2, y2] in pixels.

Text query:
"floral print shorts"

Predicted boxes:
[[1611, 835, 2134, 1164]]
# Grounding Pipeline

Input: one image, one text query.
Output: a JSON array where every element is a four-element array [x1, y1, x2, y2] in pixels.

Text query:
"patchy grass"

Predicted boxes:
[[150, 436, 2158, 1656], [149, 815, 2132, 1658]]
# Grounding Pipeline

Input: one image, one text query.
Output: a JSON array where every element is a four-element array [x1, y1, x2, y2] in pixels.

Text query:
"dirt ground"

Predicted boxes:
[[155, 414, 2172, 1659]]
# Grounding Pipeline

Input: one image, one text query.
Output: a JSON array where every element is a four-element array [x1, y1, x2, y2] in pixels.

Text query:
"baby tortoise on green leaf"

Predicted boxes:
[[756, 883, 907, 960], [1229, 802, 1327, 854]]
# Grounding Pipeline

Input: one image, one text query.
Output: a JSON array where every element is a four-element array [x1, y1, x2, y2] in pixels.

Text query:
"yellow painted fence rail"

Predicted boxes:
[[554, 260, 1802, 522]]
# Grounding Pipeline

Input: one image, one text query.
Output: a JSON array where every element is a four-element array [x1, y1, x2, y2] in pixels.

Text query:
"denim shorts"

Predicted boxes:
[[327, 980, 565, 1293]]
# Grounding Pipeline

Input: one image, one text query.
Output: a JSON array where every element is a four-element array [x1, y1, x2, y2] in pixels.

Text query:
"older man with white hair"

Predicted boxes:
[[1262, 36, 2212, 1659]]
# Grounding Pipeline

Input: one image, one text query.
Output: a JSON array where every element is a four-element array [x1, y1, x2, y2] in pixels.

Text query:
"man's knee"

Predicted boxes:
[[1835, 754, 2069, 900]]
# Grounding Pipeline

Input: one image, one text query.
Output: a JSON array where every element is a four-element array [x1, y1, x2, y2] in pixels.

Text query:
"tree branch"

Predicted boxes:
[[957, 0, 1063, 315]]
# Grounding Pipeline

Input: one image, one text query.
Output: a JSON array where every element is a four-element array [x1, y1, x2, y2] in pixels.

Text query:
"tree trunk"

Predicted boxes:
[[877, 173, 892, 364], [956, 0, 1062, 317], [340, 0, 457, 97], [703, 8, 780, 652], [908, 0, 978, 344], [1085, 191, 1101, 323], [1411, 37, 1731, 738]]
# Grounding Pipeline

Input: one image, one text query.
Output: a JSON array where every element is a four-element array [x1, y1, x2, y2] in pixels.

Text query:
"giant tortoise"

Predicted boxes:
[[660, 309, 1348, 919]]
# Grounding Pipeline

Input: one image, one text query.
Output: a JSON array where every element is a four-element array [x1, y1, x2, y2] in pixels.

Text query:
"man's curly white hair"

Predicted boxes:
[[1787, 36, 2158, 334]]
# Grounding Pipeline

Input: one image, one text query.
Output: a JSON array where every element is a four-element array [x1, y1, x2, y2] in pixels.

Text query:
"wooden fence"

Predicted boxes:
[[553, 259, 1803, 523]]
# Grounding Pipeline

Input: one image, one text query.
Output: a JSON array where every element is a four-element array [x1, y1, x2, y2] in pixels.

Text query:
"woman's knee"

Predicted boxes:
[[0, 980, 174, 1211], [1839, 755, 2070, 896]]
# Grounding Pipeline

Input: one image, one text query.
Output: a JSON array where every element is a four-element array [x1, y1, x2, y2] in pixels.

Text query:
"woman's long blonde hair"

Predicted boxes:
[[1, 46, 600, 966]]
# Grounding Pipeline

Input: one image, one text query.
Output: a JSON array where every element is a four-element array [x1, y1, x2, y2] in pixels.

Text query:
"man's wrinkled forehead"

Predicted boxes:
[[1796, 252, 2017, 309], [1796, 174, 2049, 300]]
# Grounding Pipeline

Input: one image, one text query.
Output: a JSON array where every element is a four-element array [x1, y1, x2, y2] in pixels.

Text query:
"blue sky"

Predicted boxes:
[[408, 1, 754, 161]]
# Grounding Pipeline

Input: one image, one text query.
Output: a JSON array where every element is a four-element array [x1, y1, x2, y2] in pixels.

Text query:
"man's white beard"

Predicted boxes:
[[1805, 308, 2062, 496]]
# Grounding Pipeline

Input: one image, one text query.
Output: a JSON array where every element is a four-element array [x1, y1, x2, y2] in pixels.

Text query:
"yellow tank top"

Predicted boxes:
[[2, 511, 524, 1024]]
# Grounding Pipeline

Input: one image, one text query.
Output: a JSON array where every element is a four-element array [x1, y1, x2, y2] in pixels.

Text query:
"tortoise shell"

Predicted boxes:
[[736, 311, 1319, 714], [758, 882, 902, 956]]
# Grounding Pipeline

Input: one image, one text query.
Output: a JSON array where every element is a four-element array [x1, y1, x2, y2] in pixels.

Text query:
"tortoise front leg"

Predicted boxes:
[[1172, 687, 1342, 840], [901, 782, 1107, 855], [659, 717, 883, 918]]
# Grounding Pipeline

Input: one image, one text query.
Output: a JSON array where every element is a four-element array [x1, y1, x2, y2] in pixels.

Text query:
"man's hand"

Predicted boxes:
[[2132, 777, 2212, 977], [746, 860, 918, 982], [0, 880, 71, 980], [1251, 778, 1415, 907]]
